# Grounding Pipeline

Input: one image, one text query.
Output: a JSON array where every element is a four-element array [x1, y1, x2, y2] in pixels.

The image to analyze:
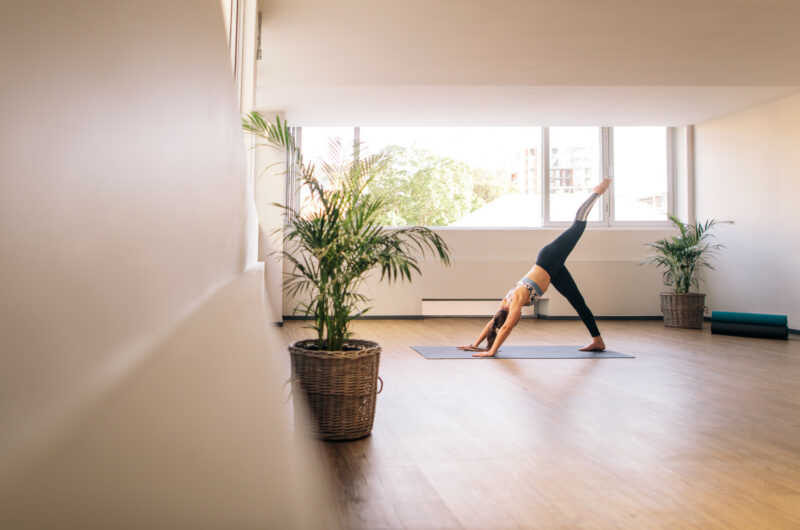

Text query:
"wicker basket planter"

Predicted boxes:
[[660, 292, 706, 329], [289, 339, 382, 441]]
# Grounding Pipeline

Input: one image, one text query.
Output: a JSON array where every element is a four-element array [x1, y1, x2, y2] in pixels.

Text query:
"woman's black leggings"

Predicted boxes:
[[535, 193, 601, 337]]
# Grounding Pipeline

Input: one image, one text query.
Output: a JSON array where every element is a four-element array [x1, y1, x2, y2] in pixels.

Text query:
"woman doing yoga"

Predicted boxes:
[[459, 178, 611, 357]]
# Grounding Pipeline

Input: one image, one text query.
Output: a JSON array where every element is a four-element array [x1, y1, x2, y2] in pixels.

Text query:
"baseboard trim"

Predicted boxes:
[[537, 315, 663, 321], [282, 315, 425, 321], [423, 315, 537, 319], [283, 315, 663, 321], [280, 315, 795, 331], [423, 298, 504, 302]]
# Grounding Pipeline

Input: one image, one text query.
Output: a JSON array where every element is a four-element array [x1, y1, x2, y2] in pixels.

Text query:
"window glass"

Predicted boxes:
[[297, 126, 671, 227], [359, 127, 543, 227], [548, 127, 602, 222], [299, 127, 354, 169], [297, 127, 354, 214], [613, 127, 669, 221]]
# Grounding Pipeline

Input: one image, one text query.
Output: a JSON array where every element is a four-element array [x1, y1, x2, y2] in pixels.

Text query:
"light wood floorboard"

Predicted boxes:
[[280, 319, 800, 529]]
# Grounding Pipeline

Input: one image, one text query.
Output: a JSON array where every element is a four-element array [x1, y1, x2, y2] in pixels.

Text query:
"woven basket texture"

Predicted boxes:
[[289, 339, 381, 441], [660, 292, 706, 329]]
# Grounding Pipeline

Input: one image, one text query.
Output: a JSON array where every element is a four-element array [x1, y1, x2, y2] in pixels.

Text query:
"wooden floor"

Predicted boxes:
[[280, 318, 800, 529]]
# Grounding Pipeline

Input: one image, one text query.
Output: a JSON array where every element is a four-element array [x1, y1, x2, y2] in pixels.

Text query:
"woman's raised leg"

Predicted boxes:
[[535, 179, 611, 276]]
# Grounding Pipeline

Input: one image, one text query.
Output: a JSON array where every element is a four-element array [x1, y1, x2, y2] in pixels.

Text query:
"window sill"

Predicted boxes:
[[384, 225, 675, 231]]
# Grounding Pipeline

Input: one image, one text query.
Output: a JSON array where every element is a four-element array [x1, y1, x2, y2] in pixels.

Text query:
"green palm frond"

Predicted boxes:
[[642, 214, 731, 293], [244, 112, 452, 350]]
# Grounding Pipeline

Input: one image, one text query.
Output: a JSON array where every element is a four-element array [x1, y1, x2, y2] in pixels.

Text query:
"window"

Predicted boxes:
[[294, 127, 354, 215], [611, 127, 670, 222], [296, 126, 673, 227], [547, 127, 602, 223], [358, 127, 542, 227]]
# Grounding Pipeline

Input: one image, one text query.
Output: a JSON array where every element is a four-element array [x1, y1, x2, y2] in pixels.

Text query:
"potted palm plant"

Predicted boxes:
[[643, 214, 730, 329], [243, 112, 451, 440]]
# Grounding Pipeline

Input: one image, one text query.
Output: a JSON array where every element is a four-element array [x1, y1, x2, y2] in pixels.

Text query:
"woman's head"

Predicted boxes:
[[486, 307, 509, 349]]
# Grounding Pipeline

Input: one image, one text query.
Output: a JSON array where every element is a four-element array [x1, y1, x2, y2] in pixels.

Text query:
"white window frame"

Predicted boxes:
[[607, 126, 676, 228], [542, 127, 608, 228], [294, 125, 675, 229]]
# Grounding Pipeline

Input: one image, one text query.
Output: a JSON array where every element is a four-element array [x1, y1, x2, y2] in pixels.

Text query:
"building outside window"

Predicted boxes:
[[547, 127, 602, 223]]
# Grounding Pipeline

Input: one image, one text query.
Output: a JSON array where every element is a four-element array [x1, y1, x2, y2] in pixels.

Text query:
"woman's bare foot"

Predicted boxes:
[[579, 336, 606, 352], [472, 350, 496, 357], [593, 178, 611, 195]]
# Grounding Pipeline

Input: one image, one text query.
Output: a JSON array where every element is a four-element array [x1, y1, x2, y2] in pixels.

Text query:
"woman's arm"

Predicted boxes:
[[458, 317, 494, 351], [473, 306, 522, 357]]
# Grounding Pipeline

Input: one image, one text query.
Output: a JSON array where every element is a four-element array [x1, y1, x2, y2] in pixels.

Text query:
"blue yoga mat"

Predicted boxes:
[[711, 311, 787, 327], [411, 345, 634, 359]]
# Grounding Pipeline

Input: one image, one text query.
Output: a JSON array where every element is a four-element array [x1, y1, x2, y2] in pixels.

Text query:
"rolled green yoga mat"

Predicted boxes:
[[710, 311, 789, 340], [711, 311, 788, 327], [711, 320, 788, 340]]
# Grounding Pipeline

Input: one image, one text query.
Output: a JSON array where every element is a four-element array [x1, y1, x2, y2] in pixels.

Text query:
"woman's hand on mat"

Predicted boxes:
[[472, 350, 496, 357], [458, 344, 487, 352]]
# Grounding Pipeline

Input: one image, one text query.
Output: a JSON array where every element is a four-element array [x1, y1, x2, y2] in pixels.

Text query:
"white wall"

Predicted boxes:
[[282, 228, 674, 320], [674, 126, 694, 224], [254, 111, 288, 321], [1, 271, 333, 529], [695, 93, 800, 329], [0, 1, 331, 526]]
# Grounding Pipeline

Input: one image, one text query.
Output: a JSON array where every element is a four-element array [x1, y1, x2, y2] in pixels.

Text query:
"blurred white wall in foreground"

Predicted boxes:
[[0, 1, 334, 527]]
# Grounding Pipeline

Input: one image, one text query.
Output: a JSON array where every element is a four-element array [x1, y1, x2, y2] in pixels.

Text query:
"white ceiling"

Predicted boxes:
[[256, 0, 800, 125]]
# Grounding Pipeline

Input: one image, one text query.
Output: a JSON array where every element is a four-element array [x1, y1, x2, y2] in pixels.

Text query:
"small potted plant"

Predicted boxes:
[[643, 215, 730, 329], [243, 113, 451, 440]]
